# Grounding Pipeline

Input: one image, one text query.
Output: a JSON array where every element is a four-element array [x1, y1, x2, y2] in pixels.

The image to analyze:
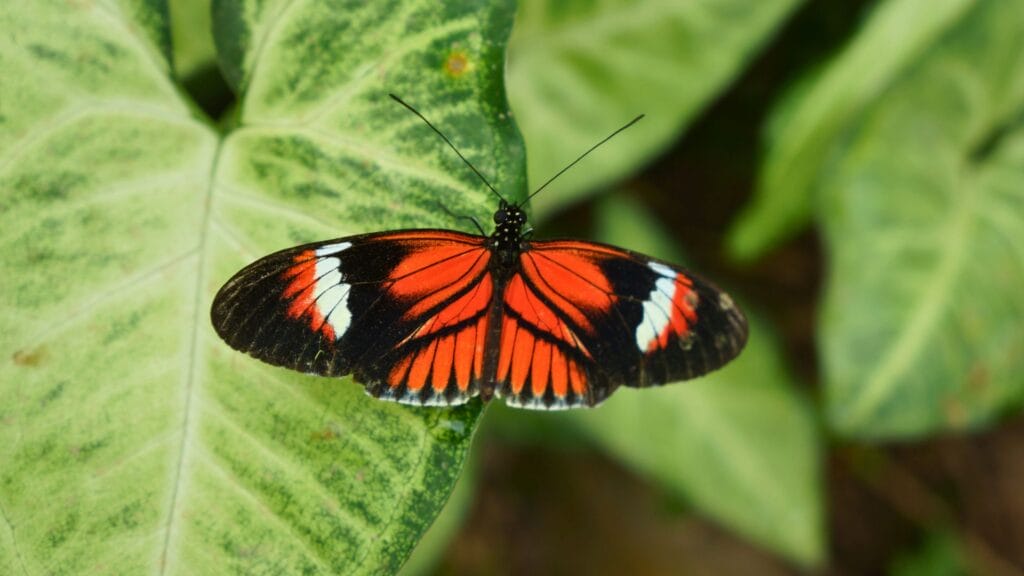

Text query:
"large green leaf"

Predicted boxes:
[[727, 0, 978, 260], [539, 194, 823, 564], [0, 1, 523, 574], [506, 0, 802, 219], [821, 0, 1024, 437]]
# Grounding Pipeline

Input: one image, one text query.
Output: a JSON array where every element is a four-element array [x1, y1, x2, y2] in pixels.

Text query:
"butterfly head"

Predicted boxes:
[[491, 200, 528, 257]]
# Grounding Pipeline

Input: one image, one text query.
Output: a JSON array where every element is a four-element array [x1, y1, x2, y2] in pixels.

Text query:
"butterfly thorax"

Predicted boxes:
[[489, 200, 527, 268]]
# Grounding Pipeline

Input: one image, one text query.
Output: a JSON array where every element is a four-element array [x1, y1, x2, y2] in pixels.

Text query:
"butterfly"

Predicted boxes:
[[210, 96, 748, 410]]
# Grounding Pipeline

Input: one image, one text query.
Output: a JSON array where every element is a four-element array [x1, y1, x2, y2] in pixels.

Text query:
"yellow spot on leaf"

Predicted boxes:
[[12, 346, 46, 367], [444, 51, 473, 78], [310, 422, 341, 442]]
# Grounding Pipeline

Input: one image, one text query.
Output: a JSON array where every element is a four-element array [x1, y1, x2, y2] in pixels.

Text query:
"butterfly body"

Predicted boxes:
[[211, 200, 748, 410]]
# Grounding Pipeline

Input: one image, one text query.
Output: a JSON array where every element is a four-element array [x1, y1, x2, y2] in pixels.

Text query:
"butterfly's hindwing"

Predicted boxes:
[[494, 271, 600, 409], [357, 244, 493, 406]]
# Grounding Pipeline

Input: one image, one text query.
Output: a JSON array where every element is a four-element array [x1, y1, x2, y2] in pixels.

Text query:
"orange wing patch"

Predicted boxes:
[[389, 245, 490, 318], [407, 275, 493, 340], [281, 250, 337, 340], [498, 272, 594, 408], [387, 315, 488, 401], [520, 249, 615, 334], [385, 260, 493, 403]]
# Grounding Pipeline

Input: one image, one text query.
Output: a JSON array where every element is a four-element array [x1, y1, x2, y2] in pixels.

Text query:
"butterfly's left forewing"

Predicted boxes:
[[211, 230, 493, 406]]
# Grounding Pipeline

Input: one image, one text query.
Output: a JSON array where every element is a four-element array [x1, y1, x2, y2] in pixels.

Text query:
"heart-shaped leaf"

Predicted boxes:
[[506, 0, 803, 219], [820, 0, 1024, 437], [0, 1, 523, 574]]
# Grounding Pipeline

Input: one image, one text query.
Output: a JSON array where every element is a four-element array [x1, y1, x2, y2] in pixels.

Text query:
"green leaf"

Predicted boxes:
[[506, 0, 802, 219], [1, 1, 523, 574], [821, 0, 1024, 437], [728, 0, 978, 260], [568, 194, 824, 565], [397, 446, 478, 576], [169, 0, 216, 79]]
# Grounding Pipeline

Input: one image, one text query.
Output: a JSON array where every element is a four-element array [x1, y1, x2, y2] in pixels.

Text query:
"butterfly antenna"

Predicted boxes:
[[432, 200, 487, 236], [389, 94, 507, 204], [523, 114, 645, 205]]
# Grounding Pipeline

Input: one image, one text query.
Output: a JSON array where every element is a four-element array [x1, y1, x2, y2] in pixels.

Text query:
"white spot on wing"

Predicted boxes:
[[315, 241, 352, 257], [635, 262, 679, 351], [312, 256, 351, 339], [381, 389, 475, 407], [314, 257, 339, 288], [318, 285, 350, 335], [504, 395, 572, 411], [416, 394, 454, 407], [314, 269, 342, 298], [648, 261, 675, 278], [719, 292, 734, 310]]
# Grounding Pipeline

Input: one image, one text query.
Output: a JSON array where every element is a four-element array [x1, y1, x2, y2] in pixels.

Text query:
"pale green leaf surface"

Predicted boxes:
[[728, 0, 978, 260], [567, 194, 823, 564], [821, 0, 1024, 437], [1, 2, 523, 574], [506, 0, 802, 220]]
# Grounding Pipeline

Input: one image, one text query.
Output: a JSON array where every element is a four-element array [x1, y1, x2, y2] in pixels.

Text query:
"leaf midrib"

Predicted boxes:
[[159, 137, 223, 575], [841, 165, 976, 428]]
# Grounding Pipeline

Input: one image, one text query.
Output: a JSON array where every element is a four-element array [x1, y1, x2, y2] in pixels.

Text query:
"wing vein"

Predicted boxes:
[[526, 251, 638, 340], [345, 251, 489, 371]]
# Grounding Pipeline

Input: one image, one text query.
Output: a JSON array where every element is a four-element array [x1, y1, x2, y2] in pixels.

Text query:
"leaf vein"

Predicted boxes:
[[16, 249, 200, 351], [0, 498, 29, 576], [197, 449, 335, 574], [160, 137, 223, 575]]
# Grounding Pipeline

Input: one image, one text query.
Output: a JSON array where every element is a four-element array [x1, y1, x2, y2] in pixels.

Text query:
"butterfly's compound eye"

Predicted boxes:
[[494, 209, 507, 224]]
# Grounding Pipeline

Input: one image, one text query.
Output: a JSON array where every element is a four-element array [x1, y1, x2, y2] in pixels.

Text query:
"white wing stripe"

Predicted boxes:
[[635, 263, 679, 351], [315, 241, 352, 256], [312, 255, 351, 340]]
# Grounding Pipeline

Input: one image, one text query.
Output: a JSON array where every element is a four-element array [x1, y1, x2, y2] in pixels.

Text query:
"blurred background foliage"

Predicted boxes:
[[168, 0, 1024, 573]]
